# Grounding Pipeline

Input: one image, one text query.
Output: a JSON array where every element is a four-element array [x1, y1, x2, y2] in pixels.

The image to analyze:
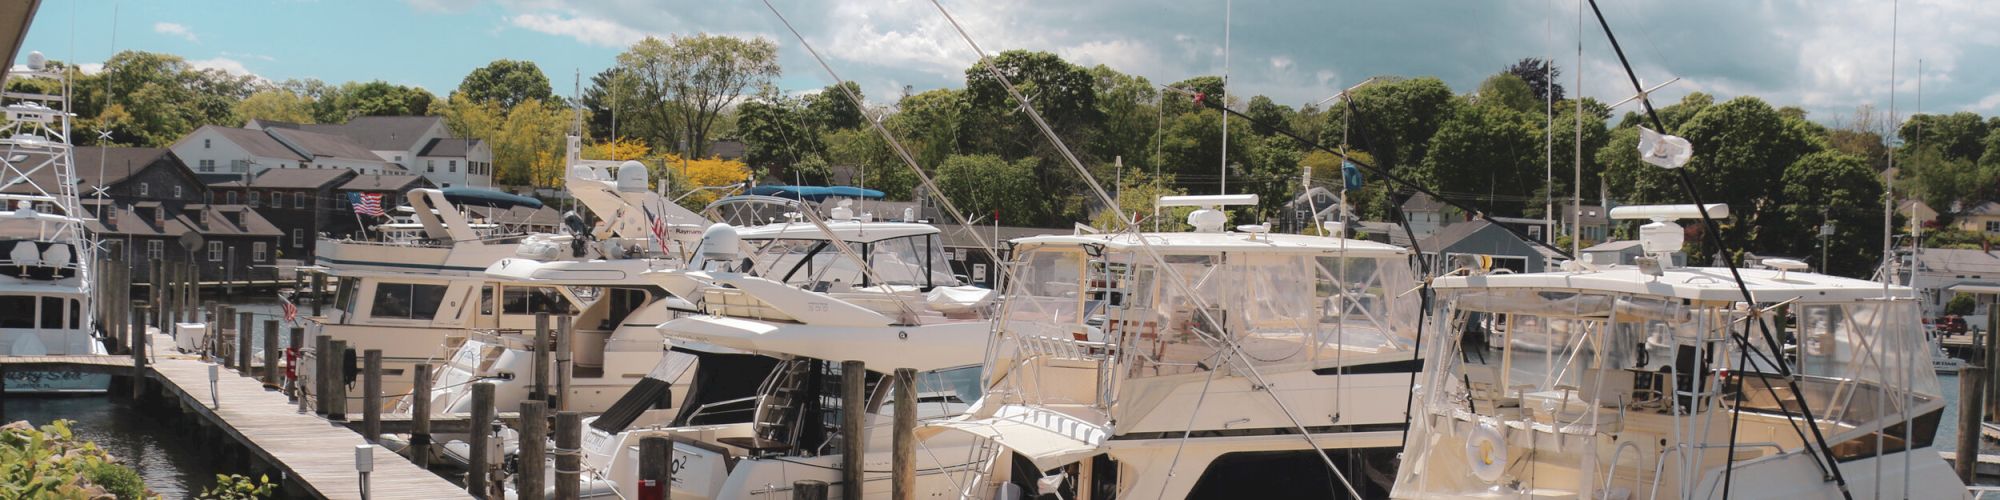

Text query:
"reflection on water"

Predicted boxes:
[[2, 395, 226, 497]]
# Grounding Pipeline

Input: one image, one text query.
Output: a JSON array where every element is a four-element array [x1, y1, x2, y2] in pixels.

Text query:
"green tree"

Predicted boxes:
[[616, 34, 780, 158], [455, 59, 554, 112], [1774, 151, 1884, 277], [1505, 58, 1565, 102], [1475, 73, 1538, 114], [1899, 111, 1990, 162], [804, 81, 865, 131], [961, 50, 1099, 164], [1602, 95, 1818, 262], [823, 128, 914, 198], [92, 50, 257, 146], [735, 91, 825, 182], [1418, 102, 1542, 214], [327, 80, 435, 119], [936, 154, 1044, 226], [1086, 65, 1159, 179], [1324, 77, 1458, 183], [1244, 95, 1292, 136], [580, 67, 647, 141], [1897, 146, 1989, 218], [886, 89, 967, 170], [233, 89, 315, 124]]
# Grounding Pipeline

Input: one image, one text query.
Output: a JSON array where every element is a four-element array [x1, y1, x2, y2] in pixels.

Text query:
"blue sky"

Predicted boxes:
[[21, 0, 2000, 125]]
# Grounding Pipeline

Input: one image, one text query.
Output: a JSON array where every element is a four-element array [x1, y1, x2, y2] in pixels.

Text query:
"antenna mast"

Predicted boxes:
[[1218, 0, 1231, 195]]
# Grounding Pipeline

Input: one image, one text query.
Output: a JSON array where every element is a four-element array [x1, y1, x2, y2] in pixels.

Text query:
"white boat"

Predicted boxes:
[[0, 53, 107, 393], [915, 195, 1424, 499], [543, 195, 1003, 499], [1933, 337, 1965, 374], [1391, 204, 1967, 499]]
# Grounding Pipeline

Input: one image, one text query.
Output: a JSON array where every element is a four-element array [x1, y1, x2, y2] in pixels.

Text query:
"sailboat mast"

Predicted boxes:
[[1572, 0, 1583, 257], [1219, 0, 1231, 195]]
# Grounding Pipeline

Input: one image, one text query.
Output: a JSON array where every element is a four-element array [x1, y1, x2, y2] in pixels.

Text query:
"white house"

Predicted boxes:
[[248, 116, 493, 188], [1910, 247, 2000, 320], [171, 125, 402, 183]]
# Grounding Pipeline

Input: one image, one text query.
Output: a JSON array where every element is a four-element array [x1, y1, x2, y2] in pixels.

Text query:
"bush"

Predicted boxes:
[[1948, 292, 1978, 316], [198, 474, 275, 500], [0, 419, 158, 499]]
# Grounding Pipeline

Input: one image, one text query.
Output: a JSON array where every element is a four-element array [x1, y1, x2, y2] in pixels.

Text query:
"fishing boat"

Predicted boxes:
[[909, 194, 1422, 499], [1391, 204, 1966, 499], [538, 195, 1001, 499], [0, 52, 106, 392]]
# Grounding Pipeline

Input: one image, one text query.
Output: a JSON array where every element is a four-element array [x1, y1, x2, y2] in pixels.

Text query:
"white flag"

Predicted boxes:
[[1637, 127, 1693, 169]]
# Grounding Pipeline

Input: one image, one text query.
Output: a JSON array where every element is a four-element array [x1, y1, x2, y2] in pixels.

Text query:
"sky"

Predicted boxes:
[[18, 0, 2000, 126]]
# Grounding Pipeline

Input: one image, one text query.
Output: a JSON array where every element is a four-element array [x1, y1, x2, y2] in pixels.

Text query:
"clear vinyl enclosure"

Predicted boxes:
[[1393, 287, 1943, 498], [1000, 243, 1419, 381]]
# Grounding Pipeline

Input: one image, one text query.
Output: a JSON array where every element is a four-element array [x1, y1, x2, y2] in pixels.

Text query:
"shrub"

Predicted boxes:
[[0, 419, 158, 499], [199, 474, 275, 500]]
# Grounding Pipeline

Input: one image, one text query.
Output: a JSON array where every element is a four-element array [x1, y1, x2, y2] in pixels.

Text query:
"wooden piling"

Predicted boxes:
[[363, 349, 383, 442], [130, 304, 148, 400], [533, 312, 551, 405], [517, 400, 547, 500], [1960, 365, 1984, 483], [841, 360, 866, 500], [311, 272, 325, 316], [411, 363, 432, 470], [1988, 315, 2000, 422], [792, 480, 828, 500], [639, 436, 671, 500], [555, 315, 573, 411], [327, 339, 348, 421], [554, 411, 580, 499], [468, 382, 495, 498], [314, 335, 333, 416], [237, 311, 253, 376], [892, 368, 916, 500], [262, 319, 280, 388], [217, 306, 234, 365], [287, 327, 305, 400]]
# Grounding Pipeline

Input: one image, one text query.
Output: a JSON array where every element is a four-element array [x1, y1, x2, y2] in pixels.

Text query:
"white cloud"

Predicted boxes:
[[153, 22, 198, 43], [406, 0, 480, 13], [1978, 92, 2000, 113], [507, 13, 652, 48], [188, 57, 252, 76]]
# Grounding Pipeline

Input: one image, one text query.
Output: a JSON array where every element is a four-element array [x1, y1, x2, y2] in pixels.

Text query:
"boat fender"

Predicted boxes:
[[343, 348, 359, 386], [1465, 421, 1507, 483]]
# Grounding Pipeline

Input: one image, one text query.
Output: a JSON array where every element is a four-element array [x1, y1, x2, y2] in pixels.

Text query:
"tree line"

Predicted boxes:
[[26, 34, 1996, 277]]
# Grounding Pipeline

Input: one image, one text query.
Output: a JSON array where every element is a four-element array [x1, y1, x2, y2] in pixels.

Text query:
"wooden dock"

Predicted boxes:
[[0, 336, 469, 500]]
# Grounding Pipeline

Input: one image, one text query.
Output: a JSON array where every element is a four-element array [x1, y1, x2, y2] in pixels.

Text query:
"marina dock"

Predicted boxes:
[[0, 335, 467, 500]]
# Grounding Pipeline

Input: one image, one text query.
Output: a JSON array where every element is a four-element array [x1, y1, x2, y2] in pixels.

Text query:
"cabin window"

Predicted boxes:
[[370, 282, 448, 321], [39, 296, 62, 329], [501, 286, 571, 315], [0, 296, 32, 328], [68, 298, 79, 329], [253, 242, 267, 262], [871, 364, 983, 419], [332, 277, 359, 316], [479, 285, 494, 315], [295, 192, 307, 209], [147, 241, 163, 260]]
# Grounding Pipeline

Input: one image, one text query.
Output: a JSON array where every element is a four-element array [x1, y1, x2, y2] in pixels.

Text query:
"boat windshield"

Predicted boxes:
[[748, 234, 956, 289], [1003, 245, 1417, 376]]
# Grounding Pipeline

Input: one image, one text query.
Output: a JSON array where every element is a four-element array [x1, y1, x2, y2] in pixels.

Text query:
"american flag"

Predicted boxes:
[[350, 192, 386, 217], [278, 292, 297, 323], [644, 205, 669, 253]]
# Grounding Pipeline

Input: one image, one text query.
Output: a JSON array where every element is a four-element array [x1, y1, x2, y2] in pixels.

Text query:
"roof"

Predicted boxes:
[[187, 205, 283, 236], [1915, 248, 2000, 275], [1564, 204, 1610, 226], [417, 137, 482, 157], [243, 168, 354, 189], [198, 126, 307, 161], [1402, 193, 1446, 212], [339, 173, 428, 191], [4, 147, 179, 196], [85, 203, 279, 238], [326, 116, 443, 152], [1968, 202, 2000, 216], [266, 128, 381, 162], [1582, 240, 1645, 252], [1013, 231, 1407, 257], [1435, 266, 1912, 303]]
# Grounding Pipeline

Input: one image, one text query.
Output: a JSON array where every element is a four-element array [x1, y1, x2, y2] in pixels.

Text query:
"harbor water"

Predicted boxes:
[[2, 395, 232, 497]]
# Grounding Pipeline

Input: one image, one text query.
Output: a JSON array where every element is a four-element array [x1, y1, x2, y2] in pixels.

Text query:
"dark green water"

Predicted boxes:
[[3, 394, 229, 498]]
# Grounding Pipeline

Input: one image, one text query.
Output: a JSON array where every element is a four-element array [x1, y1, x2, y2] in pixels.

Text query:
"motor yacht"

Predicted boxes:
[[913, 194, 1424, 499], [0, 53, 106, 392], [1390, 204, 1966, 499]]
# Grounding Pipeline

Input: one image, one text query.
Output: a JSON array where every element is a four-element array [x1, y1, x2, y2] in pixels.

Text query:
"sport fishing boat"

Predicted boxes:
[[1390, 204, 1966, 499], [915, 194, 1423, 499], [539, 195, 1002, 499], [0, 52, 106, 392]]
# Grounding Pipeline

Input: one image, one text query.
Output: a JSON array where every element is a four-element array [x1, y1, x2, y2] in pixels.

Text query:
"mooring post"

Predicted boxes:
[[892, 368, 916, 500], [532, 312, 551, 404], [793, 480, 828, 500], [311, 271, 325, 316], [216, 306, 233, 365], [841, 360, 867, 500], [518, 400, 548, 500], [237, 310, 253, 376], [1987, 313, 2000, 423], [262, 319, 280, 388], [468, 382, 495, 498], [1960, 365, 1984, 483], [287, 326, 305, 400], [556, 315, 573, 411], [555, 411, 581, 499], [639, 435, 671, 500], [411, 363, 432, 470], [327, 339, 348, 421], [130, 304, 148, 400], [363, 349, 383, 442], [314, 335, 333, 416]]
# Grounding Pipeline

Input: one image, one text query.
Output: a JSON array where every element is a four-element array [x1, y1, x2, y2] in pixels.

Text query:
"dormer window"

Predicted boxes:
[[137, 183, 149, 196], [172, 186, 183, 199], [203, 138, 211, 149]]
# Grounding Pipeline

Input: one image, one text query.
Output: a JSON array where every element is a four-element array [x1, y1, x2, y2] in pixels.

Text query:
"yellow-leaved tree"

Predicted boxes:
[[668, 155, 751, 209]]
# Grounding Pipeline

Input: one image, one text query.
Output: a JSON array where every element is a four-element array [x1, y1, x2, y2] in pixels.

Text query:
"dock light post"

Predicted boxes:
[[207, 363, 220, 408]]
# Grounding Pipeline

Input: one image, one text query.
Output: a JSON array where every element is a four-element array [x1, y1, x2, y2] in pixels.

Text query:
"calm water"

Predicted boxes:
[[2, 395, 227, 497]]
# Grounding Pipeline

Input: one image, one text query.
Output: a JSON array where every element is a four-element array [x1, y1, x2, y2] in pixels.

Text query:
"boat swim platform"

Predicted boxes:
[[0, 336, 469, 500]]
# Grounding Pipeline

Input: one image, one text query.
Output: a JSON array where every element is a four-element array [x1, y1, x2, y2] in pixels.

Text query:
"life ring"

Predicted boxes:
[[1465, 421, 1507, 483]]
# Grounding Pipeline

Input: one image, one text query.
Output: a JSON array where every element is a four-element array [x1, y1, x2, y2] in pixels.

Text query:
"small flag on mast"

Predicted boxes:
[[278, 292, 297, 323], [350, 192, 386, 217]]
